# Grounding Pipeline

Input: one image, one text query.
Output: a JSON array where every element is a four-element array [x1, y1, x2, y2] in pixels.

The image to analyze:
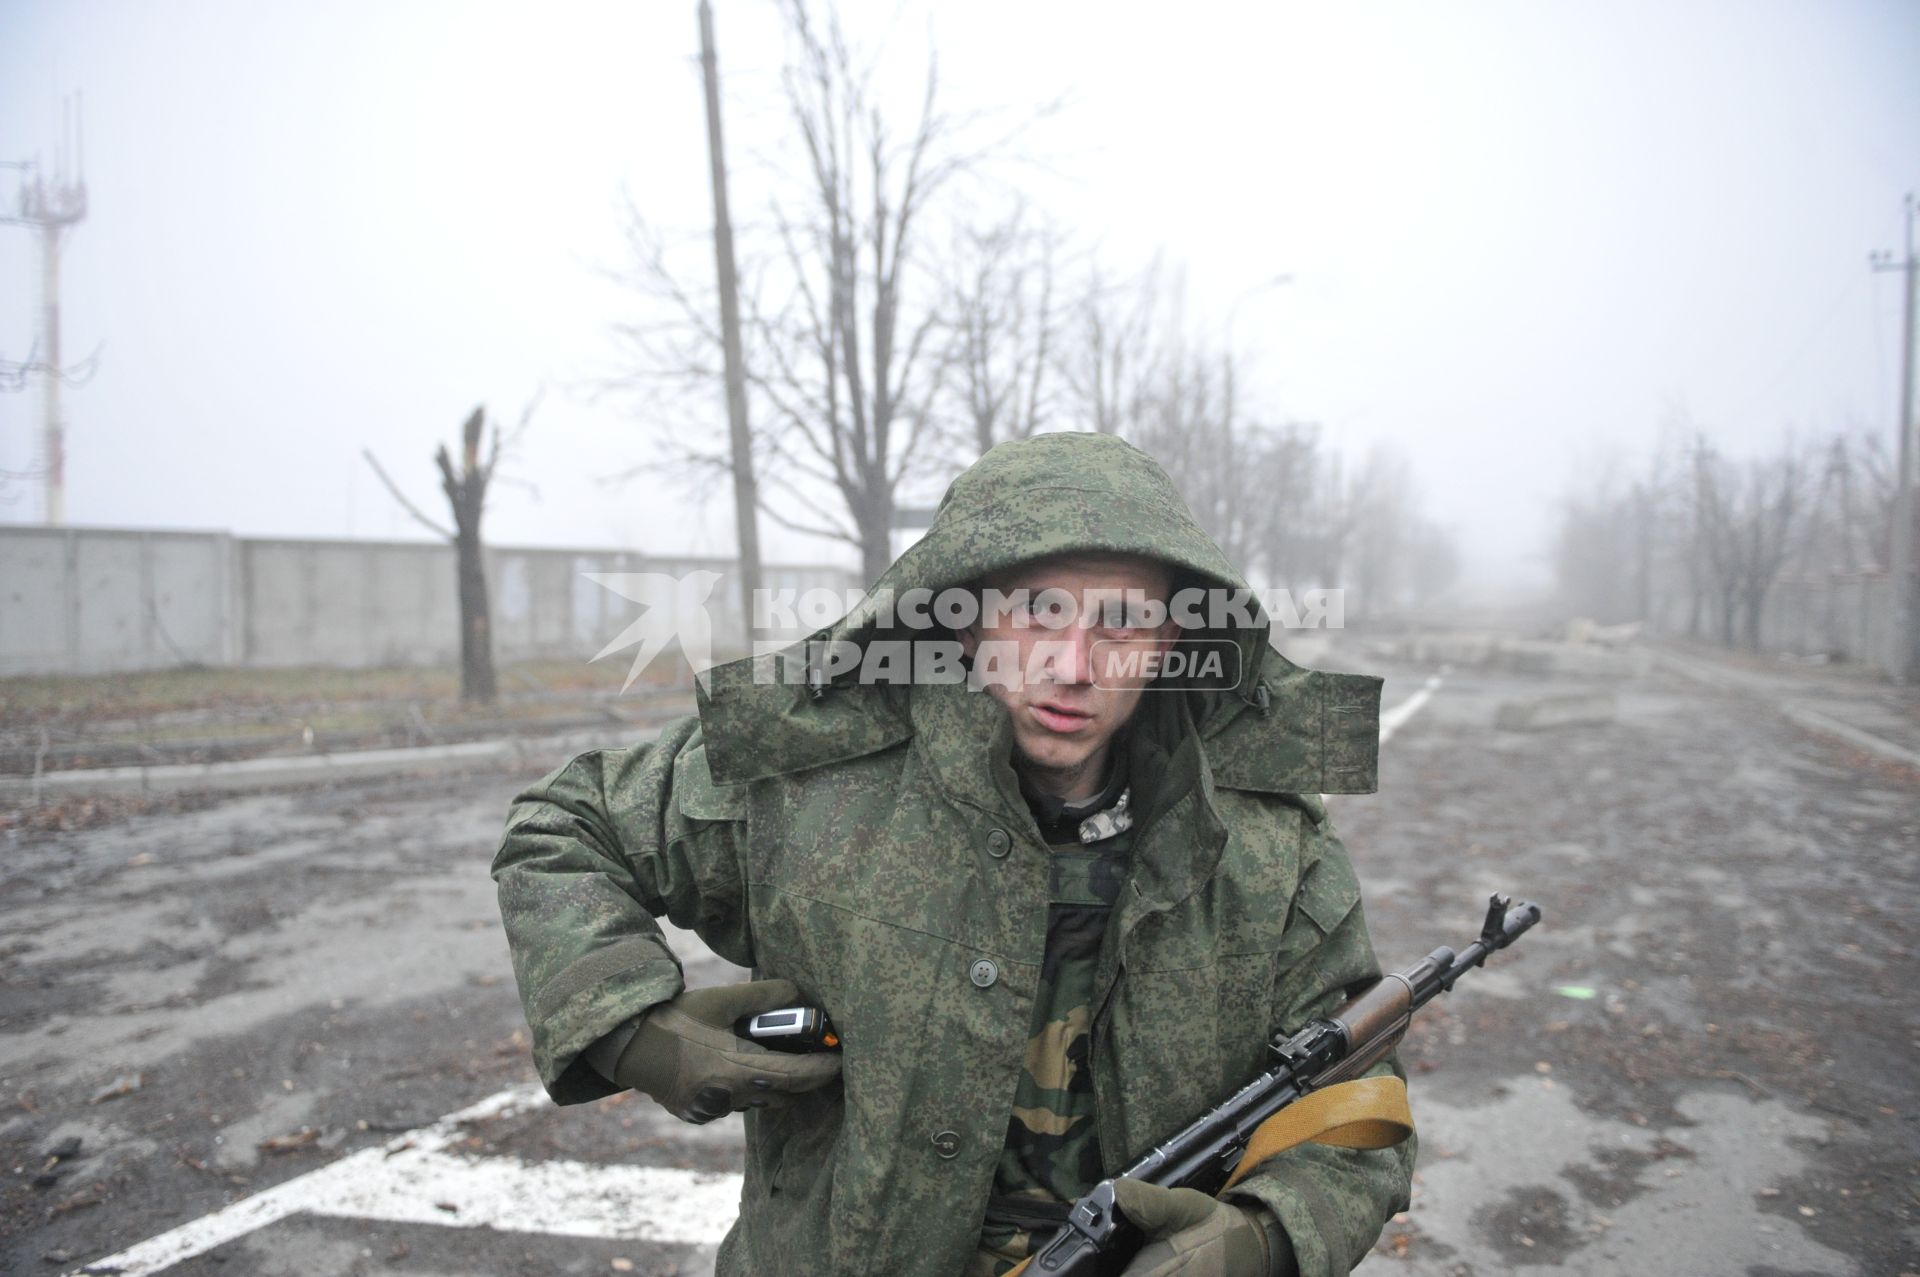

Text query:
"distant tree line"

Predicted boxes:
[[1553, 419, 1897, 654]]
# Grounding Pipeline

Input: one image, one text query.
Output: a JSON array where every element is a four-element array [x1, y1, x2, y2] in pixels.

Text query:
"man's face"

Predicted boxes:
[[956, 553, 1180, 802]]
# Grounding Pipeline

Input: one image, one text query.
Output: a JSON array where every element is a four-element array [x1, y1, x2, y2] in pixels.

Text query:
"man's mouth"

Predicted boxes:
[[1029, 702, 1094, 734]]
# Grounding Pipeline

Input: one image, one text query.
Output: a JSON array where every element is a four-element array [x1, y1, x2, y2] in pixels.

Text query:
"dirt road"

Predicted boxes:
[[2, 654, 1914, 1275]]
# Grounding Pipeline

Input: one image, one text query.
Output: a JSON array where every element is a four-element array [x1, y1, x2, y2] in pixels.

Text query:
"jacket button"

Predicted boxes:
[[931, 1129, 961, 1159], [986, 829, 1011, 859], [969, 958, 999, 988]]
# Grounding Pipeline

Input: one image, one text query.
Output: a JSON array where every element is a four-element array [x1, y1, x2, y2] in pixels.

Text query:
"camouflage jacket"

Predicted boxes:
[[492, 433, 1415, 1277]]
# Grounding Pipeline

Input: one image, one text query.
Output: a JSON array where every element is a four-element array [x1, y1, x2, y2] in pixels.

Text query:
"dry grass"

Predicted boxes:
[[0, 659, 698, 771]]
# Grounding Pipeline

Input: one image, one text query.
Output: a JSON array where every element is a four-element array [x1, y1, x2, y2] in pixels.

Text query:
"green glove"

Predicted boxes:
[[600, 979, 842, 1125], [1112, 1179, 1293, 1277]]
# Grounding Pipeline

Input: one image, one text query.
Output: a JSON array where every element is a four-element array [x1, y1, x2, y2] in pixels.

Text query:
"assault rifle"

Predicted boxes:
[[1018, 893, 1542, 1276]]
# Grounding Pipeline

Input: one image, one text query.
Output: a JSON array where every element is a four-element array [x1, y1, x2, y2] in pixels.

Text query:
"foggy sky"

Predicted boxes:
[[1, 0, 1915, 594]]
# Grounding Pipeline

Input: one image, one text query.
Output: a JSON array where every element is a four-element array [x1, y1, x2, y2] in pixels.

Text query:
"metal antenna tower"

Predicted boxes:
[[3, 91, 90, 525]]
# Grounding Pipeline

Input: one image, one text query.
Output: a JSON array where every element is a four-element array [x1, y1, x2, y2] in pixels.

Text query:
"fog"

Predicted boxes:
[[1, 0, 1915, 600], [4, 9, 1919, 1274]]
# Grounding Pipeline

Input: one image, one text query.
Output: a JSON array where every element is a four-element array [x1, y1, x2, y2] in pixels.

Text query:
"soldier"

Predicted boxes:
[[492, 431, 1412, 1277]]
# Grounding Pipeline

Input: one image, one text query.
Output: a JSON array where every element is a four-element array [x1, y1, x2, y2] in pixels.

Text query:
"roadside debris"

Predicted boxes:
[[47, 1181, 107, 1216], [88, 1074, 142, 1105], [1494, 692, 1617, 731], [257, 1128, 320, 1155]]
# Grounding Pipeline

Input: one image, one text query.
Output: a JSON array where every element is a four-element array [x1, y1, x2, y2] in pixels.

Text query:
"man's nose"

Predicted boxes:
[[1040, 629, 1095, 684]]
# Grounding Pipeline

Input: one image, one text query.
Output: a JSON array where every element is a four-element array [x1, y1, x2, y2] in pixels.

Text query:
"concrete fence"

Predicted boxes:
[[1755, 571, 1895, 671], [0, 524, 860, 677], [1640, 568, 1900, 675]]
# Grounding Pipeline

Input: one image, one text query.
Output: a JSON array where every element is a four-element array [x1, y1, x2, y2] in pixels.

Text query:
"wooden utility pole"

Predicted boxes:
[[1873, 194, 1918, 682], [699, 0, 764, 649]]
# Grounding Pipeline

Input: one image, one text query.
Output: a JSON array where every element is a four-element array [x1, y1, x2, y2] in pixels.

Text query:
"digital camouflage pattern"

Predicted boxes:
[[492, 431, 1412, 1277], [975, 828, 1133, 1275]]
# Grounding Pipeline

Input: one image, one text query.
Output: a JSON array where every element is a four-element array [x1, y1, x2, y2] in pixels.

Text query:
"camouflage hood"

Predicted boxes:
[[698, 431, 1380, 795], [883, 431, 1241, 596], [838, 430, 1268, 706]]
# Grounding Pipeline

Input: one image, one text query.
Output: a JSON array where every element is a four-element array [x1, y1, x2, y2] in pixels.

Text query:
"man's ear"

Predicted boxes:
[[955, 624, 979, 659]]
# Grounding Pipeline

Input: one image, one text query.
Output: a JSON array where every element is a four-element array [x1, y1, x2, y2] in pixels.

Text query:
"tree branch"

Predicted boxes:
[[364, 448, 454, 540]]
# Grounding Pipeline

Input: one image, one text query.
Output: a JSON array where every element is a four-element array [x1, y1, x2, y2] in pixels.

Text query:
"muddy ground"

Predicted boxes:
[[0, 652, 1914, 1275]]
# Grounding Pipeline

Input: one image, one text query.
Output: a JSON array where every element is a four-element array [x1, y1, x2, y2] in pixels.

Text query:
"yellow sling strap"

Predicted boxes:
[[1005, 1076, 1413, 1276], [1221, 1074, 1414, 1190]]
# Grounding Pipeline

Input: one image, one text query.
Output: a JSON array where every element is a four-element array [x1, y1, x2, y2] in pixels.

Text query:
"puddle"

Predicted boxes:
[[1396, 1079, 1849, 1275]]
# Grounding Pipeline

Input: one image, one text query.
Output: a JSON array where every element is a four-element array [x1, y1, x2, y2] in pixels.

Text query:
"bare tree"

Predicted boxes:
[[1792, 434, 1866, 578], [752, 0, 995, 581], [1634, 410, 1712, 637], [1129, 345, 1334, 588], [1842, 425, 1899, 571], [365, 398, 538, 704], [1059, 265, 1446, 609], [944, 209, 1061, 453], [1550, 414, 1892, 659], [1244, 422, 1324, 584], [1343, 444, 1417, 619], [1733, 448, 1807, 651], [608, 1, 1030, 585], [1301, 449, 1358, 590], [1129, 337, 1239, 558], [1060, 256, 1163, 437], [1689, 440, 1741, 645], [1066, 263, 1277, 574], [1553, 459, 1643, 624], [1687, 437, 1807, 651]]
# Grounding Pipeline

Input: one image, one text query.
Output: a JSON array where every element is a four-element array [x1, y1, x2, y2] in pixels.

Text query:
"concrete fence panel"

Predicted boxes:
[[0, 529, 73, 674], [0, 524, 858, 677], [1755, 572, 1893, 669], [146, 532, 232, 667], [0, 527, 234, 675], [73, 534, 144, 664]]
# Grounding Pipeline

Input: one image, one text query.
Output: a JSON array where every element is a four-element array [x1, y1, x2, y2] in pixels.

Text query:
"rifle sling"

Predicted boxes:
[[1223, 1074, 1414, 1188]]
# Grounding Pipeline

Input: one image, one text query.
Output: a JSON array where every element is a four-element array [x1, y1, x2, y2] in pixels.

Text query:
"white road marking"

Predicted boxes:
[[66, 1084, 740, 1276], [1379, 674, 1444, 744], [78, 676, 1445, 1274], [312, 1151, 741, 1242]]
